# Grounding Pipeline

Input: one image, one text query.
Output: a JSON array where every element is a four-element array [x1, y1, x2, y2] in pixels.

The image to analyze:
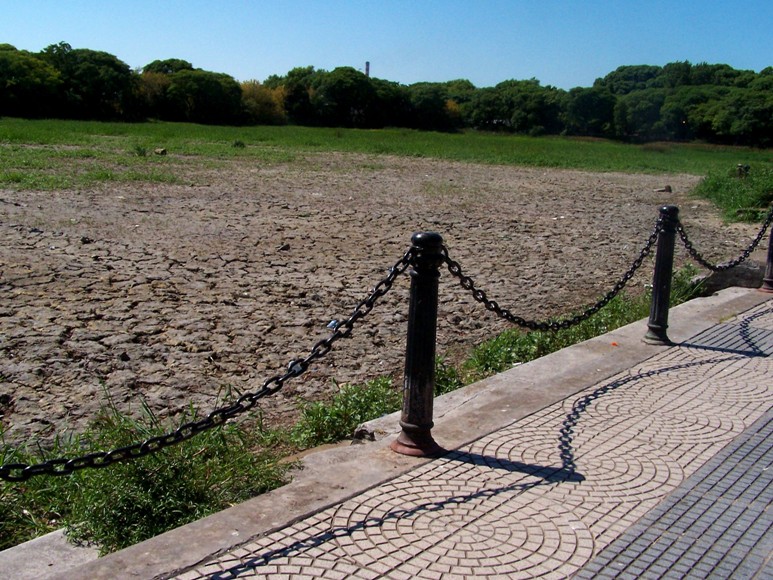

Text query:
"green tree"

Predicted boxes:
[[594, 65, 662, 95], [660, 85, 728, 141], [265, 66, 321, 125], [407, 82, 455, 131], [613, 88, 667, 140], [369, 77, 412, 127], [564, 86, 615, 136], [709, 88, 773, 146], [467, 86, 509, 130], [0, 44, 61, 117], [142, 59, 194, 75], [466, 79, 564, 135], [40, 42, 135, 119], [165, 69, 242, 124], [310, 66, 376, 127]]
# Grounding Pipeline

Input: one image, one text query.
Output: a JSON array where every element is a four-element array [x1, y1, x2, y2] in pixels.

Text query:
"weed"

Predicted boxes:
[[0, 397, 290, 554], [290, 377, 401, 448], [435, 357, 464, 395], [692, 167, 773, 221]]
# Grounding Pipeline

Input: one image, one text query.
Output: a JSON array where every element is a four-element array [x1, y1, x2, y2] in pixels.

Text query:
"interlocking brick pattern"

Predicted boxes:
[[575, 409, 773, 579], [176, 302, 773, 579]]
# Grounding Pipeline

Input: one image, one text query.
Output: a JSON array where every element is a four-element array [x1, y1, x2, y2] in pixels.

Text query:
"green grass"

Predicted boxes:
[[289, 377, 402, 448], [2, 118, 772, 192], [692, 167, 773, 221], [1, 399, 290, 554], [464, 266, 701, 378]]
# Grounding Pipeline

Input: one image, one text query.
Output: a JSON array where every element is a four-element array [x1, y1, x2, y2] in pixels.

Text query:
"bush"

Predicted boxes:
[[693, 167, 773, 221], [1, 399, 289, 554], [290, 377, 401, 448]]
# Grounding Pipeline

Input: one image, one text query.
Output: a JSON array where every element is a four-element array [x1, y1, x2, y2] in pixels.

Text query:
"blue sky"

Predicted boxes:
[[2, 0, 771, 89]]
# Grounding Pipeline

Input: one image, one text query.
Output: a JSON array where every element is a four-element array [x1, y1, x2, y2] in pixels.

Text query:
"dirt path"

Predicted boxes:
[[0, 153, 764, 444]]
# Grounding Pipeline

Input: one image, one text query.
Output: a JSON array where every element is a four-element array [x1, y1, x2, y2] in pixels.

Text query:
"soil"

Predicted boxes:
[[0, 152, 765, 445]]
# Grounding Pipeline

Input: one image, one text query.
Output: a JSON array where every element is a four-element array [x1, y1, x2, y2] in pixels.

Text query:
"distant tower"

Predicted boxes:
[[365, 61, 370, 77]]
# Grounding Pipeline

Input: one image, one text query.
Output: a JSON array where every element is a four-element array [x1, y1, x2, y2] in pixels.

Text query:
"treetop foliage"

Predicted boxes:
[[1, 42, 770, 146]]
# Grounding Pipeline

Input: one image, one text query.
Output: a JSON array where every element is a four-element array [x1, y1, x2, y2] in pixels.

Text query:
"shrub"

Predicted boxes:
[[1, 399, 289, 554], [693, 167, 773, 221], [290, 377, 401, 448]]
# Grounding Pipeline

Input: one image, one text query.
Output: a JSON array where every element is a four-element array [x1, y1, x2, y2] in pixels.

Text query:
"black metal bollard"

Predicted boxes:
[[644, 205, 679, 345], [391, 232, 445, 457], [761, 224, 773, 293]]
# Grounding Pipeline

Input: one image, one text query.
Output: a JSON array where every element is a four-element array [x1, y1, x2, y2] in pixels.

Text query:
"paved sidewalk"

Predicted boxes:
[[39, 288, 771, 579], [576, 408, 773, 579], [173, 300, 773, 579]]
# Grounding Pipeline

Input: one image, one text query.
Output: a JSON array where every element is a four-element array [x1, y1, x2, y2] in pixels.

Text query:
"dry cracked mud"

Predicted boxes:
[[0, 152, 765, 445]]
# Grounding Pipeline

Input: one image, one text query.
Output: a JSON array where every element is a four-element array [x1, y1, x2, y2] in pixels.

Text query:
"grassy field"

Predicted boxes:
[[2, 118, 772, 189]]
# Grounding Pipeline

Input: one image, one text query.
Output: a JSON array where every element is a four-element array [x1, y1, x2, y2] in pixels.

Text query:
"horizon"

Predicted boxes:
[[2, 1, 771, 90]]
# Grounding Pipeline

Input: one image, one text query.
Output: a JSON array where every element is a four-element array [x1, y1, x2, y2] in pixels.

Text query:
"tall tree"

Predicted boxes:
[[40, 42, 135, 119], [165, 69, 242, 124], [564, 86, 615, 137], [311, 66, 376, 127], [0, 44, 61, 117]]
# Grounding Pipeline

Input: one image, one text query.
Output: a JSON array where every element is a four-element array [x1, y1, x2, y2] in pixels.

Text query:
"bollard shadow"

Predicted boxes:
[[678, 307, 773, 358], [200, 454, 582, 578], [441, 449, 585, 483]]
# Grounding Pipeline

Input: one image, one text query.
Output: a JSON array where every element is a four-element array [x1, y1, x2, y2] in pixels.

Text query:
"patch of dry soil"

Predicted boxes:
[[0, 152, 765, 444]]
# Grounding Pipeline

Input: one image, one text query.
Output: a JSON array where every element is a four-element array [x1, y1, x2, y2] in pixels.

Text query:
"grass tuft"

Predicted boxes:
[[692, 167, 773, 221], [290, 377, 401, 448], [1, 397, 290, 554]]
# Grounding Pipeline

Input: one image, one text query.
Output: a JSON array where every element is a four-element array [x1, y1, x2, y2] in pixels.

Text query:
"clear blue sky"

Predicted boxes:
[[2, 0, 771, 90]]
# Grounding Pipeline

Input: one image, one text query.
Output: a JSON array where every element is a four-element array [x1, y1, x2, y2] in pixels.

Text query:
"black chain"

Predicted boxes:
[[0, 249, 415, 482], [677, 205, 773, 272], [443, 218, 663, 332]]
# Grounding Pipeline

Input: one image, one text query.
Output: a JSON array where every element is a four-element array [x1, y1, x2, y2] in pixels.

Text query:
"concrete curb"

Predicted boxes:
[[2, 287, 769, 579]]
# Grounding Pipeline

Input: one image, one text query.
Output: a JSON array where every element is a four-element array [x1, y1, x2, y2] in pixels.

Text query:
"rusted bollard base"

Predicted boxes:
[[390, 424, 445, 457], [759, 282, 773, 293], [643, 327, 672, 346]]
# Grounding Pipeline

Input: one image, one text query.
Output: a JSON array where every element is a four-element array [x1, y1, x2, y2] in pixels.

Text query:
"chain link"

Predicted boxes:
[[0, 249, 415, 482], [443, 218, 663, 332], [677, 205, 773, 272]]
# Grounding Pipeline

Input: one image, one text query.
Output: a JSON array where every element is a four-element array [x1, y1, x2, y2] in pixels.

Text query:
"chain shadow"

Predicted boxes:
[[678, 306, 773, 358], [197, 452, 582, 579], [558, 354, 742, 475], [442, 449, 585, 483], [197, 309, 771, 579]]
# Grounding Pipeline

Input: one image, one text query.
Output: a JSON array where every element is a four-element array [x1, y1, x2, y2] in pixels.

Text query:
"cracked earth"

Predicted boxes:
[[0, 152, 763, 444]]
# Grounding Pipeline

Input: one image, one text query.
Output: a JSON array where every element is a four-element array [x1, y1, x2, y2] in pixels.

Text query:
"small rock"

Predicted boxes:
[[352, 424, 376, 443]]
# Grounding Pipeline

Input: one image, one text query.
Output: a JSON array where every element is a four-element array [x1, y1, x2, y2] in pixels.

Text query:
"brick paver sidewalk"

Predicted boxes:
[[576, 409, 772, 579], [174, 301, 773, 579]]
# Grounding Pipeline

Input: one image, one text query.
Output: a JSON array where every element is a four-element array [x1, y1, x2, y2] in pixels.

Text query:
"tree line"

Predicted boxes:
[[1, 42, 771, 146]]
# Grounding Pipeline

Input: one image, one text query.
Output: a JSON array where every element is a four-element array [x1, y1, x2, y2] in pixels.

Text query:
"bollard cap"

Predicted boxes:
[[658, 205, 679, 217], [411, 231, 443, 248]]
